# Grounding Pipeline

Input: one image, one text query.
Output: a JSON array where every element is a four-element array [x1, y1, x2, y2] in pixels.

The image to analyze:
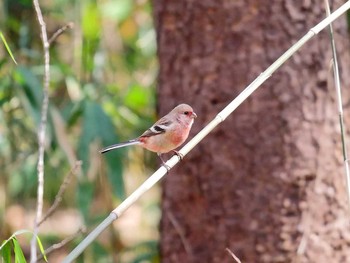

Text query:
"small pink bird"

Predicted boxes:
[[100, 104, 197, 164]]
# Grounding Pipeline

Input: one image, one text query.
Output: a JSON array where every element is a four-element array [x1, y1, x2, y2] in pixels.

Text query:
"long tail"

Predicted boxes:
[[100, 139, 141, 154]]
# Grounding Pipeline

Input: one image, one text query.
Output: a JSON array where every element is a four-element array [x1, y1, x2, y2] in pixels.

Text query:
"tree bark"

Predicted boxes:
[[154, 1, 350, 262]]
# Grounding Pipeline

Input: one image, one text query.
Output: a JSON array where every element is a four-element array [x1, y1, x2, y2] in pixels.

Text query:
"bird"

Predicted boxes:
[[100, 104, 197, 165]]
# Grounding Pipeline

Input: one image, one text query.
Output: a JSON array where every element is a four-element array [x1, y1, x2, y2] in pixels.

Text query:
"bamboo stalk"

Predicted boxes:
[[62, 1, 350, 262]]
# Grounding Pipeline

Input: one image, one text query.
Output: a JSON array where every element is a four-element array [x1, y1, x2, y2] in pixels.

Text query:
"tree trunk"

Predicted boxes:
[[154, 1, 350, 262]]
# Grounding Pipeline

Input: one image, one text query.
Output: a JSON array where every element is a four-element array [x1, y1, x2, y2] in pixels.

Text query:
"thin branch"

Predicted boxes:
[[226, 248, 242, 263], [38, 161, 82, 226], [36, 227, 86, 262], [297, 232, 308, 255], [324, 0, 350, 206], [167, 211, 193, 256], [31, 0, 50, 262], [48, 22, 74, 45], [62, 2, 350, 262]]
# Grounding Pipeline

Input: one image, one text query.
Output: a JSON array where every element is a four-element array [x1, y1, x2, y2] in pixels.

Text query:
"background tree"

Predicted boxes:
[[154, 1, 350, 262]]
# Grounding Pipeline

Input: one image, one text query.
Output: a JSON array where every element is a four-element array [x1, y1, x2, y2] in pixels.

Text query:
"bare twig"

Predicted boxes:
[[297, 234, 307, 256], [31, 0, 50, 262], [48, 22, 74, 45], [31, 4, 74, 263], [38, 161, 82, 226], [324, 0, 350, 206], [226, 248, 242, 263], [167, 211, 193, 256], [36, 227, 86, 262]]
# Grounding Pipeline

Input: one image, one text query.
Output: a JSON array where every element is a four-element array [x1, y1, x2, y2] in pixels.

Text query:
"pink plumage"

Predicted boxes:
[[100, 104, 197, 164]]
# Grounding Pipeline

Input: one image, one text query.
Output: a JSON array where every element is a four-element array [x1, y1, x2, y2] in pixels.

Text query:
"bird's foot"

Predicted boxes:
[[172, 150, 184, 161], [163, 163, 171, 173], [158, 154, 171, 173]]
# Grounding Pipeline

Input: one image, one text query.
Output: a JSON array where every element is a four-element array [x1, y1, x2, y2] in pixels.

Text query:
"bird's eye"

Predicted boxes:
[[184, 111, 189, 115]]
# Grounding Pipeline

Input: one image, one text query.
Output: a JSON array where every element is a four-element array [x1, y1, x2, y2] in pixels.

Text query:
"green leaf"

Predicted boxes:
[[124, 84, 150, 110], [92, 242, 109, 262], [14, 66, 43, 124], [66, 100, 84, 127], [12, 66, 45, 128], [105, 150, 125, 199], [126, 241, 159, 263], [0, 31, 17, 65], [0, 230, 31, 251], [77, 180, 95, 219], [82, 3, 101, 40], [12, 238, 26, 263], [0, 240, 12, 263], [36, 236, 47, 262], [101, 0, 133, 22], [78, 100, 125, 199], [15, 66, 43, 108], [0, 230, 47, 262]]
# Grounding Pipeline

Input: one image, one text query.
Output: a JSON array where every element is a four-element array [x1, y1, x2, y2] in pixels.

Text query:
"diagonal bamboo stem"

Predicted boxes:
[[62, 1, 350, 262]]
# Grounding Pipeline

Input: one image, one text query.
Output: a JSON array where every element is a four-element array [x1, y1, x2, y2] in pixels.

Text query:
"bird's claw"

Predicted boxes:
[[163, 163, 171, 173], [172, 150, 184, 161], [158, 153, 171, 173]]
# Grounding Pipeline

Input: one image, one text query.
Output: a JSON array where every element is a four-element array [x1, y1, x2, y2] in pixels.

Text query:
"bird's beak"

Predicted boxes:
[[192, 112, 197, 119]]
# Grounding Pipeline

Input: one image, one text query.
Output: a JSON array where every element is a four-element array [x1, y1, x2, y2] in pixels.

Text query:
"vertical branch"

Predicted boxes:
[[324, 0, 350, 206], [31, 0, 50, 262]]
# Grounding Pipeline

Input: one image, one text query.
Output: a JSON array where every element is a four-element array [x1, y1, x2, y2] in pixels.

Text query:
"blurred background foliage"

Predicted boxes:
[[0, 0, 160, 261]]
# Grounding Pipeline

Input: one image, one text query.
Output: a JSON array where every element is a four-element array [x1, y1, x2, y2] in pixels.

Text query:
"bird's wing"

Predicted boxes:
[[140, 118, 172, 137]]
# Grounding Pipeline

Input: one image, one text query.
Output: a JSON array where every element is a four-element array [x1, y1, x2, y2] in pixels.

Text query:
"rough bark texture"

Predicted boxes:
[[154, 1, 350, 262]]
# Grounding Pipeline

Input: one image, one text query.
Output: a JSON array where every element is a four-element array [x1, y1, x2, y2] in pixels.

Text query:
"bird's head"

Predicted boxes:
[[173, 104, 197, 124]]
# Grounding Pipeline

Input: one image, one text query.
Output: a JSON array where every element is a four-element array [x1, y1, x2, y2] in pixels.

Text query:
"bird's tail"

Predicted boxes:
[[100, 139, 141, 154]]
